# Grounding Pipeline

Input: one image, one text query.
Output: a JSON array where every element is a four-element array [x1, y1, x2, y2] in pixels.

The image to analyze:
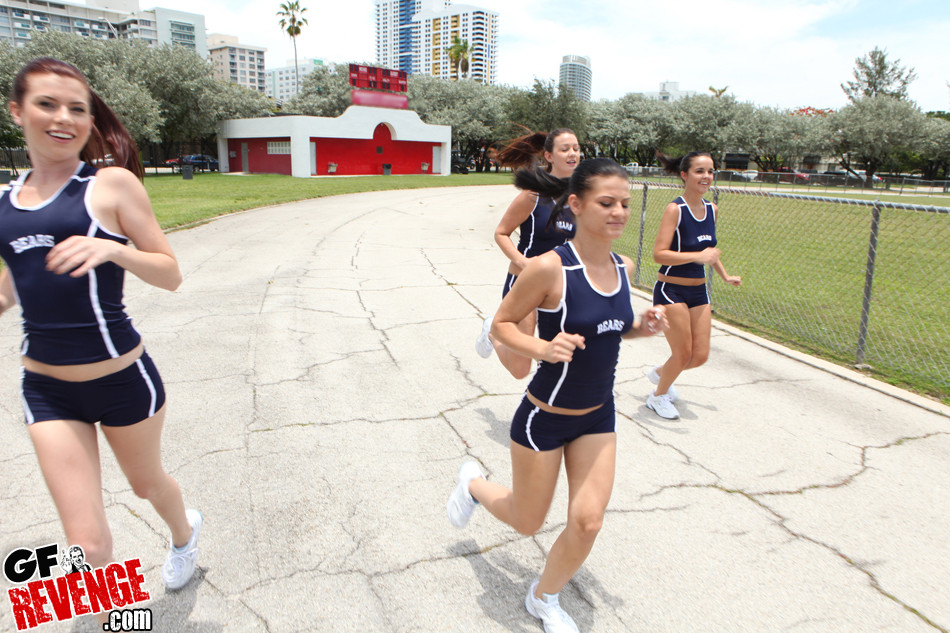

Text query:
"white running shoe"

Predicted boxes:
[[475, 316, 494, 358], [163, 509, 202, 590], [646, 391, 680, 420], [646, 365, 678, 402], [524, 578, 579, 633], [446, 461, 482, 528]]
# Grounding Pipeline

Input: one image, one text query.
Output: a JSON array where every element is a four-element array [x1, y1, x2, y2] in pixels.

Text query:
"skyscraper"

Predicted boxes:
[[375, 0, 498, 84], [375, 0, 450, 75], [411, 3, 498, 84], [559, 55, 592, 102]]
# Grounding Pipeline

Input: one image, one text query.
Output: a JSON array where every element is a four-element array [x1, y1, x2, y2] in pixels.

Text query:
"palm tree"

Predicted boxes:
[[277, 1, 308, 95], [446, 35, 470, 81]]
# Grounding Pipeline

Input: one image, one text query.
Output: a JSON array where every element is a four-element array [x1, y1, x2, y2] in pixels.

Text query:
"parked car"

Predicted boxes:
[[181, 154, 219, 172], [450, 153, 470, 174], [163, 157, 180, 167], [624, 162, 640, 176], [853, 169, 883, 183], [776, 167, 810, 183]]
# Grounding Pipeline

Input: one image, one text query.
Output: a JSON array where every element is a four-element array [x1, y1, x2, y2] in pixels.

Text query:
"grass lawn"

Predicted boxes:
[[617, 186, 950, 403], [145, 171, 512, 230]]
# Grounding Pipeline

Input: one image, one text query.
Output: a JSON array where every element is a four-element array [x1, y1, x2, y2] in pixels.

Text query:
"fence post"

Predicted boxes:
[[709, 188, 720, 304], [634, 183, 648, 286], [856, 201, 882, 367]]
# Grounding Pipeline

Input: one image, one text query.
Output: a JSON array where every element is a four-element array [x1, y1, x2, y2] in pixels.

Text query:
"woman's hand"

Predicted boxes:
[[723, 274, 742, 287], [46, 236, 120, 278], [540, 332, 585, 363], [696, 247, 722, 265], [628, 305, 667, 338]]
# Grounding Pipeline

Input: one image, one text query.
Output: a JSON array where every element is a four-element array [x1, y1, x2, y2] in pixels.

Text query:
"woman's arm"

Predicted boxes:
[[45, 167, 182, 291], [653, 201, 721, 268], [618, 255, 668, 339], [0, 268, 15, 315], [493, 190, 538, 273], [491, 251, 585, 363], [710, 205, 741, 286]]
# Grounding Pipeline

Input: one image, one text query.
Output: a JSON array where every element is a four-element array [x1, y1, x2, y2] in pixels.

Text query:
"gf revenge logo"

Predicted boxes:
[[3, 543, 151, 631]]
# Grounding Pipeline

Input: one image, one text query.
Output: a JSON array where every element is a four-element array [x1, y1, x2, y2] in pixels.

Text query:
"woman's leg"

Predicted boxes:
[[685, 304, 712, 370], [29, 420, 113, 567], [494, 310, 537, 380], [101, 405, 191, 547], [535, 432, 616, 596], [469, 440, 563, 535], [656, 302, 692, 395]]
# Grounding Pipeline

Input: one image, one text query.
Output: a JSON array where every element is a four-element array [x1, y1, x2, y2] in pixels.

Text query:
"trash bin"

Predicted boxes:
[[0, 170, 10, 185], [383, 163, 392, 176], [182, 164, 194, 180]]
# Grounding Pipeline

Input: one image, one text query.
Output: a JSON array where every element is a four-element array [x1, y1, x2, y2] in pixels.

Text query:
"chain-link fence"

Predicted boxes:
[[617, 181, 950, 402], [709, 169, 950, 197]]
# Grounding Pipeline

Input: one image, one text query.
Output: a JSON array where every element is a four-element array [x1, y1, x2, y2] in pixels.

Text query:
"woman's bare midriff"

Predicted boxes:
[[526, 390, 603, 416], [657, 273, 706, 286], [22, 341, 145, 382]]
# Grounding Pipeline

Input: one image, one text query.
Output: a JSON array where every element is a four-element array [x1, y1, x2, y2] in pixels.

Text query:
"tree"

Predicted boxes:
[[409, 74, 514, 171], [667, 94, 740, 161], [726, 105, 822, 173], [284, 63, 353, 118], [505, 79, 587, 143], [841, 46, 918, 102], [446, 35, 470, 81], [830, 96, 927, 184], [277, 1, 308, 95]]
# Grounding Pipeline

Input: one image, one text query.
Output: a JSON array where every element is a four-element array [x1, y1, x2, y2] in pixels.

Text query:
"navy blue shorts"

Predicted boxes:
[[502, 272, 517, 299], [510, 395, 616, 452], [653, 280, 710, 309], [21, 352, 166, 427]]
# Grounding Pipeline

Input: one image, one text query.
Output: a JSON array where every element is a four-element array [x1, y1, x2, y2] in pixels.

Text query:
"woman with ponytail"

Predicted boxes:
[[449, 158, 667, 633], [474, 128, 579, 379], [0, 58, 202, 598], [646, 152, 741, 420]]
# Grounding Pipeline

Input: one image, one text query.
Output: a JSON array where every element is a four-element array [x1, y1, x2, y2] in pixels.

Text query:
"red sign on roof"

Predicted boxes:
[[348, 64, 408, 93]]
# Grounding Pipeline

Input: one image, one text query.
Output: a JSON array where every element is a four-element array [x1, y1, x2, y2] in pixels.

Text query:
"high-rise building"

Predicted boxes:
[[0, 0, 206, 57], [208, 34, 266, 93], [375, 0, 449, 75], [265, 58, 325, 103], [642, 81, 696, 102], [411, 3, 498, 84], [559, 54, 591, 102]]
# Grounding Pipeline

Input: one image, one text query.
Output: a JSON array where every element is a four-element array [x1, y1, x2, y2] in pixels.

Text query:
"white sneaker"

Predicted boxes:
[[163, 509, 202, 590], [475, 316, 494, 358], [646, 365, 678, 402], [646, 391, 679, 419], [525, 578, 579, 633], [446, 461, 482, 528]]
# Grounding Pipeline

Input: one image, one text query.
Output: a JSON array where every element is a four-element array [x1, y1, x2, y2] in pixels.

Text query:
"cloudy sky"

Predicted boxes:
[[135, 0, 948, 111]]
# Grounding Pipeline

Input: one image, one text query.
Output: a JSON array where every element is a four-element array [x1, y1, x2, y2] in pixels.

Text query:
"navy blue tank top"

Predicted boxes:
[[658, 196, 717, 279], [517, 195, 575, 258], [528, 241, 634, 409], [0, 163, 141, 365]]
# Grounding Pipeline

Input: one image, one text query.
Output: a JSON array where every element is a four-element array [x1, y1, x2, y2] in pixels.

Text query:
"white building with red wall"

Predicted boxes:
[[216, 105, 452, 177]]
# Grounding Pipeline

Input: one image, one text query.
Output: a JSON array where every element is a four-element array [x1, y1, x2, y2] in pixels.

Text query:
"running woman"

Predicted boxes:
[[0, 57, 202, 596], [646, 152, 741, 419], [449, 159, 667, 632], [475, 129, 579, 379]]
